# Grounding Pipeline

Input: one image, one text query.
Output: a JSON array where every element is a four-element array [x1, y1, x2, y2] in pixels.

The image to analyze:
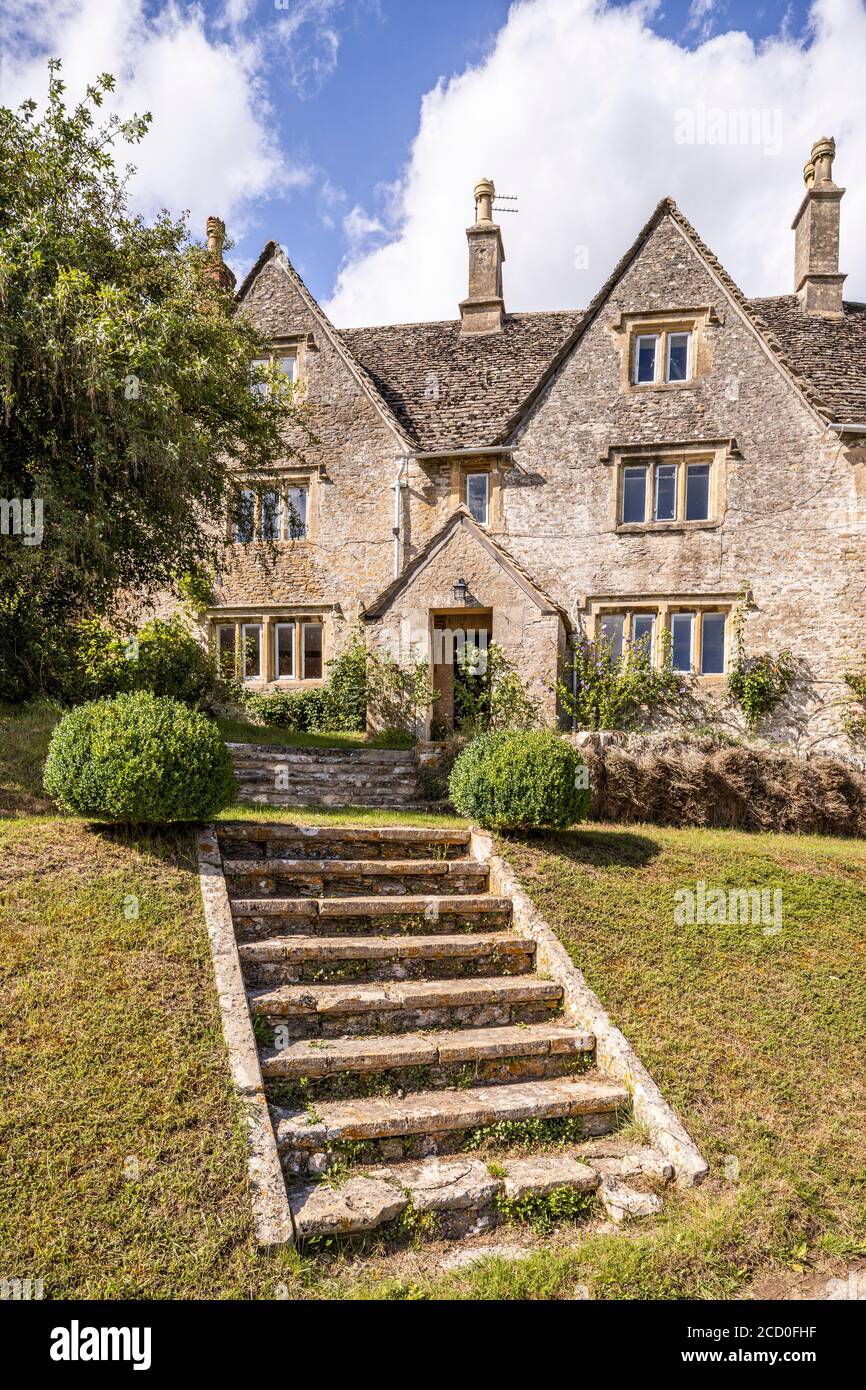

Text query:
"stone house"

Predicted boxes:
[[199, 139, 866, 748]]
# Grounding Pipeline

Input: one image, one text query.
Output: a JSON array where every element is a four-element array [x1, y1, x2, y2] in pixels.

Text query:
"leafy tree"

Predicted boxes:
[[0, 63, 311, 699]]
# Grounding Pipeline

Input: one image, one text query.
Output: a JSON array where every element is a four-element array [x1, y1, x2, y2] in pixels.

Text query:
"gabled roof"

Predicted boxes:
[[340, 311, 583, 452], [238, 200, 866, 453], [363, 506, 572, 625], [235, 242, 412, 449], [494, 197, 845, 441]]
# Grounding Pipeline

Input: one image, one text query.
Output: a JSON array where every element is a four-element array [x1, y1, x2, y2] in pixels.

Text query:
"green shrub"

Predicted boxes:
[[71, 615, 220, 707], [42, 692, 237, 822], [449, 730, 589, 830], [241, 634, 367, 734], [244, 686, 328, 731], [322, 636, 368, 731], [558, 628, 682, 731]]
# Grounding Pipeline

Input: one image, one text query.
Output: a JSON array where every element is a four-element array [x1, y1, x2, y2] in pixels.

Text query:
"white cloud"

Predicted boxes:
[[273, 0, 381, 99], [0, 0, 309, 244], [324, 0, 866, 327], [343, 204, 386, 244]]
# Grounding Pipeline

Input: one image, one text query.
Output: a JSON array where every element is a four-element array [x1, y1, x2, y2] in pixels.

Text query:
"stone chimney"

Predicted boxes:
[[204, 215, 237, 292], [459, 177, 505, 335], [792, 137, 845, 317]]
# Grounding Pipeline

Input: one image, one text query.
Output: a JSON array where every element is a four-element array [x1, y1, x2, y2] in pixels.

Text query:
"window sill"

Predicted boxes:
[[627, 379, 697, 393], [616, 518, 720, 534], [232, 538, 311, 547]]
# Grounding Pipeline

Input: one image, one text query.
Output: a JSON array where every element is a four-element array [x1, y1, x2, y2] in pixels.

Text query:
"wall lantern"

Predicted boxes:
[[452, 577, 469, 604]]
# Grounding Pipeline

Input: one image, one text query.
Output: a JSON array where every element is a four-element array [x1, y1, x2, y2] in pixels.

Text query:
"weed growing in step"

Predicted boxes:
[[252, 1015, 272, 1047], [494, 1185, 597, 1235], [397, 1201, 438, 1243], [462, 1115, 596, 1154]]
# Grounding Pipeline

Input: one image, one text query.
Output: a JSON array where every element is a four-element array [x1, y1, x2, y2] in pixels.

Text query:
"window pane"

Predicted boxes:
[[685, 463, 710, 520], [235, 490, 255, 543], [285, 486, 308, 539], [600, 614, 625, 663], [671, 613, 694, 672], [278, 354, 297, 384], [631, 614, 655, 656], [261, 489, 281, 542], [622, 466, 647, 523], [654, 463, 677, 521], [667, 332, 690, 382], [250, 358, 269, 397], [275, 623, 294, 678], [242, 624, 262, 680], [466, 473, 489, 525], [701, 613, 726, 674], [303, 623, 323, 680], [635, 335, 658, 384], [217, 626, 236, 680]]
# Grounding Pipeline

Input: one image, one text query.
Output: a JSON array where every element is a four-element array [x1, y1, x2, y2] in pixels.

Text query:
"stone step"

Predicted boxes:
[[233, 767, 419, 787], [236, 791, 423, 809], [223, 857, 488, 899], [218, 823, 470, 862], [239, 932, 535, 986], [250, 973, 563, 1040], [274, 1074, 629, 1171], [227, 743, 417, 764], [288, 1151, 602, 1240], [262, 1023, 595, 1079], [230, 893, 513, 940], [260, 1022, 595, 1102]]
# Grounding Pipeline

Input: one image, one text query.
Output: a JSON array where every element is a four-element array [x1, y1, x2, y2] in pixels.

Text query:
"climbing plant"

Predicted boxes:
[[842, 648, 866, 739], [453, 641, 542, 734], [726, 589, 795, 734], [557, 627, 682, 731]]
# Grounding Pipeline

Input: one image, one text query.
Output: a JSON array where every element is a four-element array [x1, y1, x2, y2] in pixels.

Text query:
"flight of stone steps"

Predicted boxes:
[[218, 821, 674, 1241], [228, 744, 422, 808]]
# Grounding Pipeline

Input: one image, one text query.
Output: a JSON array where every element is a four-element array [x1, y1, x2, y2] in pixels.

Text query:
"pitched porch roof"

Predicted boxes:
[[362, 506, 572, 628]]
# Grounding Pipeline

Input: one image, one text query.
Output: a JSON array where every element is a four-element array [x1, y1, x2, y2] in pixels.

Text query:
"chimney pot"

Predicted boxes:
[[473, 177, 496, 224], [204, 215, 236, 292], [792, 137, 845, 317], [207, 215, 226, 256], [459, 177, 506, 335]]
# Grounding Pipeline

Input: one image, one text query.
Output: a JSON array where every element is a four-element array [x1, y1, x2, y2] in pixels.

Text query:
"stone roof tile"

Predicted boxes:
[[340, 311, 583, 451], [746, 295, 866, 423]]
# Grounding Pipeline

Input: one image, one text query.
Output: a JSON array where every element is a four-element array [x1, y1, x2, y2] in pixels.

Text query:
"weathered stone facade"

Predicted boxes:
[[189, 142, 866, 752]]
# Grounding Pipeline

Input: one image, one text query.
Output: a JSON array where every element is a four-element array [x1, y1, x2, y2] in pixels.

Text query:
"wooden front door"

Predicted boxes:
[[431, 611, 493, 732]]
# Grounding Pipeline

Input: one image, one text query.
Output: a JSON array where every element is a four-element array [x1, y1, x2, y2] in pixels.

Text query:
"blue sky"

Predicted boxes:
[[1, 0, 863, 322]]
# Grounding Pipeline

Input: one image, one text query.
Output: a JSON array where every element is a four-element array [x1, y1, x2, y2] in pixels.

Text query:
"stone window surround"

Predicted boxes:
[[253, 332, 314, 388], [611, 304, 721, 394], [583, 592, 739, 679], [446, 457, 504, 531], [227, 470, 317, 545], [208, 606, 333, 687], [605, 439, 731, 533]]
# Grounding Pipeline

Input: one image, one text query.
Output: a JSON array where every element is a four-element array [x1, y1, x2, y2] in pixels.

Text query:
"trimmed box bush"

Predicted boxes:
[[449, 729, 589, 831], [43, 692, 237, 822]]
